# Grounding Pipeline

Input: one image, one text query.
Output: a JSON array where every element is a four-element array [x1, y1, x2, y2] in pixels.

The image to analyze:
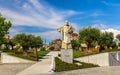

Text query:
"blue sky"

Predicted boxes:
[[0, 0, 120, 43]]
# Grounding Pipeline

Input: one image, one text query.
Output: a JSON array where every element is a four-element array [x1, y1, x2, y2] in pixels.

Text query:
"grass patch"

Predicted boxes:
[[38, 51, 49, 59], [79, 62, 99, 68], [6, 51, 36, 61], [55, 57, 99, 72], [74, 49, 120, 58], [73, 51, 98, 58], [101, 49, 120, 53], [5, 50, 49, 61]]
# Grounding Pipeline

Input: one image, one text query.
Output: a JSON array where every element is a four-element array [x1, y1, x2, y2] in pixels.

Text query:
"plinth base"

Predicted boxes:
[[61, 49, 73, 63]]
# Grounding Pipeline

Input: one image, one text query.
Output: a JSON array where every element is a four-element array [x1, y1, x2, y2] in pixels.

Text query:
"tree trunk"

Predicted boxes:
[[87, 43, 90, 52], [13, 48, 16, 54], [23, 50, 28, 56], [23, 47, 28, 56], [35, 48, 38, 61]]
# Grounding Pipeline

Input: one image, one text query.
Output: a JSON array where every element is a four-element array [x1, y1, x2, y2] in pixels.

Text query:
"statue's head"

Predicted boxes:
[[64, 20, 69, 26]]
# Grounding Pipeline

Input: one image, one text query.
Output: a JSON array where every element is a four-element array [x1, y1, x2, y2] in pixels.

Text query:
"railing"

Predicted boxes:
[[110, 52, 120, 64]]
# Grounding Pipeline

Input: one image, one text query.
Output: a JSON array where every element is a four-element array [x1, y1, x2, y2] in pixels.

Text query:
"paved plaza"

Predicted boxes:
[[0, 51, 120, 75], [0, 63, 34, 75], [56, 66, 120, 75], [16, 51, 58, 75]]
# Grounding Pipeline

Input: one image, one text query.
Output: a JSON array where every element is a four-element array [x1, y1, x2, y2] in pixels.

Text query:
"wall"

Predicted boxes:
[[75, 52, 120, 66], [1, 53, 35, 63], [75, 53, 109, 66]]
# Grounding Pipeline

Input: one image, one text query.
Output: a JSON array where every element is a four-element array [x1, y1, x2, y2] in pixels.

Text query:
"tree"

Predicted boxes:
[[71, 39, 80, 50], [27, 34, 43, 48], [49, 46, 55, 50], [41, 47, 46, 51], [78, 27, 100, 50], [11, 33, 43, 56], [0, 13, 12, 46], [116, 34, 120, 41], [11, 33, 29, 55], [98, 32, 114, 49]]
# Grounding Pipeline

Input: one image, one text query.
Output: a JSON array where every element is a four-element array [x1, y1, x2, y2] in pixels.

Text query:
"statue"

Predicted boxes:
[[58, 20, 75, 49]]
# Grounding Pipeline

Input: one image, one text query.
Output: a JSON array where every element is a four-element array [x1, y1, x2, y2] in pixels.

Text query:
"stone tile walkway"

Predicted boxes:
[[16, 51, 58, 75], [0, 63, 34, 75], [56, 66, 120, 75]]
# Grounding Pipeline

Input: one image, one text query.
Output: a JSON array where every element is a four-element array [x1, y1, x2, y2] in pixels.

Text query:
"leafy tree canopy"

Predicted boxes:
[[11, 33, 43, 51], [98, 32, 114, 49], [116, 34, 120, 41], [78, 27, 100, 48], [71, 39, 80, 50], [0, 13, 12, 45]]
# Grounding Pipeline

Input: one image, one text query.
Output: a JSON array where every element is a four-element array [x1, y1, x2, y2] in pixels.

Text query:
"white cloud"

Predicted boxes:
[[9, 27, 21, 37], [102, 1, 120, 7], [70, 22, 80, 32], [28, 30, 62, 42], [91, 24, 120, 37], [91, 12, 104, 17], [101, 28, 120, 37], [92, 20, 103, 23], [0, 8, 63, 29], [0, 0, 83, 41], [1, 8, 40, 26], [40, 31, 61, 40], [91, 24, 107, 29], [0, 0, 81, 29]]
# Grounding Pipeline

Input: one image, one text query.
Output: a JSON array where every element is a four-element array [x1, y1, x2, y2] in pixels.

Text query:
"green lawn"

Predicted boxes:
[[6, 50, 49, 61], [38, 50, 49, 59], [74, 49, 120, 58], [55, 57, 99, 72]]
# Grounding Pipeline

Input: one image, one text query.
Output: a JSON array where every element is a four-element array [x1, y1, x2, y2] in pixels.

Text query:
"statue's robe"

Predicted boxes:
[[58, 25, 74, 49]]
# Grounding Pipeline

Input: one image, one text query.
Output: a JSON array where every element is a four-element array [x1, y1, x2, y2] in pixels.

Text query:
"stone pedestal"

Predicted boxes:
[[61, 49, 73, 63]]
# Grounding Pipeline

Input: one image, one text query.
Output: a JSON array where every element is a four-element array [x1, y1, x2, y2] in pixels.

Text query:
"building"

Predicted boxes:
[[71, 33, 78, 40], [51, 39, 62, 50]]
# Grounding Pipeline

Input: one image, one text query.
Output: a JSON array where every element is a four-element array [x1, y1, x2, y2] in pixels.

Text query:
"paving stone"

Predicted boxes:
[[0, 63, 34, 75]]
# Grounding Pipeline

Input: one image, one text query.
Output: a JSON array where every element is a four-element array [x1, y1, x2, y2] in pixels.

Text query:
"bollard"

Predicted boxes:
[[50, 56, 55, 73]]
